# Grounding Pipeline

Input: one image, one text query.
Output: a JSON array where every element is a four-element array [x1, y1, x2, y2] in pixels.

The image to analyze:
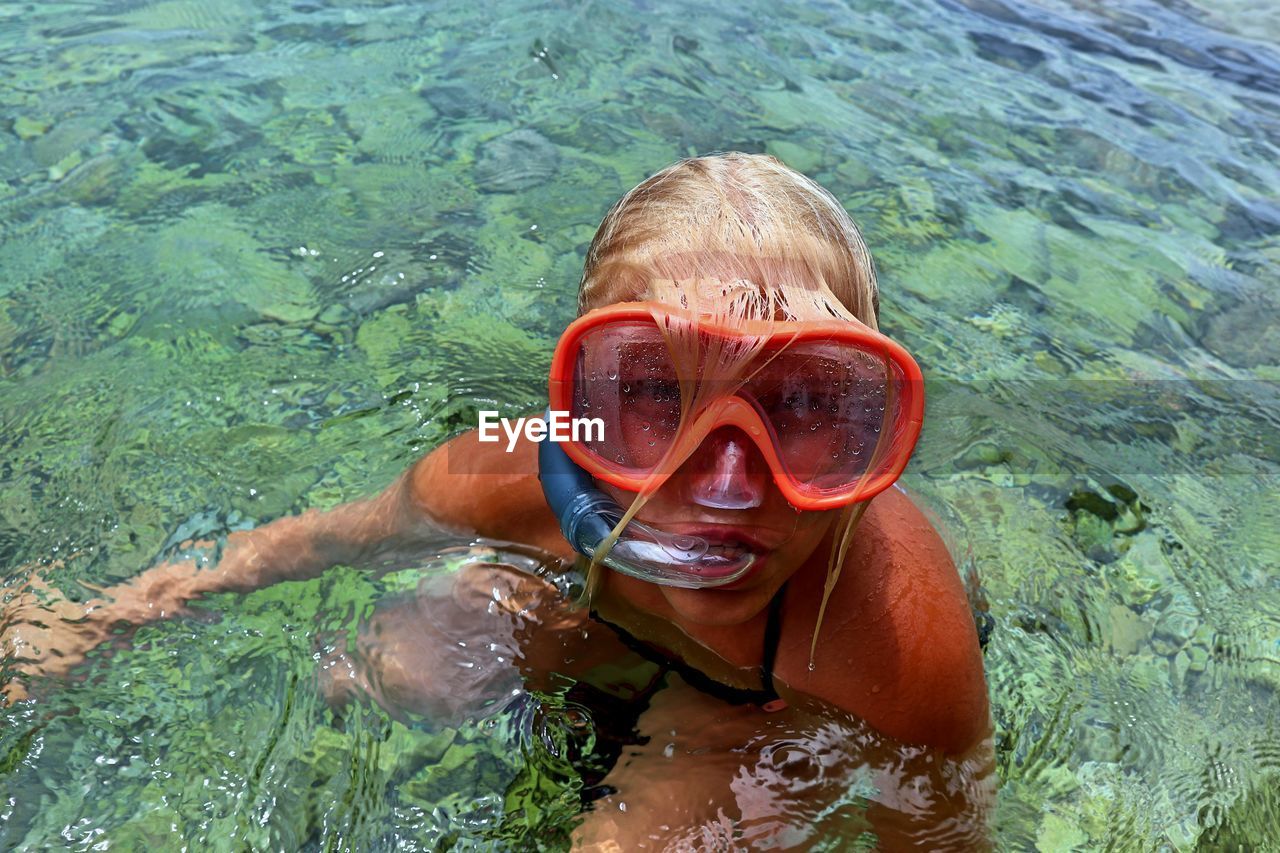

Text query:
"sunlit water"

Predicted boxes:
[[1, 0, 1277, 848]]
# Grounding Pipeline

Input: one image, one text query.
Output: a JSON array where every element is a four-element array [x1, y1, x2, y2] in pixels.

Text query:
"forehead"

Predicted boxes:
[[648, 251, 826, 288], [591, 252, 834, 307]]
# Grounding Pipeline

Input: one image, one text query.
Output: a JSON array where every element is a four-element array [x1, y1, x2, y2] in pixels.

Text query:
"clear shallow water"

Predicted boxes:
[[0, 0, 1277, 848]]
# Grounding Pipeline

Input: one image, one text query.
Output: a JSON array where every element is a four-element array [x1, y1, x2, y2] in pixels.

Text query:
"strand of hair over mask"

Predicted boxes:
[[586, 277, 777, 579], [808, 350, 898, 668]]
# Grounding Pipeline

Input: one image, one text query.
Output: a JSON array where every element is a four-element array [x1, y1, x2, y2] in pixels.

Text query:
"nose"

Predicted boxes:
[[684, 428, 770, 510]]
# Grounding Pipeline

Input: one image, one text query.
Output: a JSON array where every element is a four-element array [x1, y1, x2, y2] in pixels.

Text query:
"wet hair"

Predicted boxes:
[[579, 152, 879, 326], [576, 152, 884, 666]]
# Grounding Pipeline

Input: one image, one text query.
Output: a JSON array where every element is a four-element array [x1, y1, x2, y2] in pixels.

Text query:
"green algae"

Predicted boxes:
[[2, 0, 1279, 848], [148, 205, 319, 322]]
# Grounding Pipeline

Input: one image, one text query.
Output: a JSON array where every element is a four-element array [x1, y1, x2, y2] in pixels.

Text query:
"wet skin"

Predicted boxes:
[[410, 426, 991, 755], [404, 426, 995, 848]]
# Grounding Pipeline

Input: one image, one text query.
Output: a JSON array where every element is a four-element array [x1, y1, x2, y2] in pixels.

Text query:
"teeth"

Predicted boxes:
[[681, 547, 756, 580], [700, 543, 749, 565]]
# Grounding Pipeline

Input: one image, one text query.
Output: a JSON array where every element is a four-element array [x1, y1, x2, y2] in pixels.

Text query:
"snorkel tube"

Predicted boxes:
[[537, 429, 756, 589]]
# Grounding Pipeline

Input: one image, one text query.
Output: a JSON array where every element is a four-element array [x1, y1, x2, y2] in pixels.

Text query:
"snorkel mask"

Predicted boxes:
[[537, 301, 924, 589]]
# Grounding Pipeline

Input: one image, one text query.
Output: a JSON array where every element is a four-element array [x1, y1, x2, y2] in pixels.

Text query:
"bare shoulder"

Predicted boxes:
[[776, 487, 990, 754], [407, 429, 571, 557]]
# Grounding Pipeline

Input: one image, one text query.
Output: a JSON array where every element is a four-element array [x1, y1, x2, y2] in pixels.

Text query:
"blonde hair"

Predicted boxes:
[[580, 152, 878, 325], [577, 152, 884, 667]]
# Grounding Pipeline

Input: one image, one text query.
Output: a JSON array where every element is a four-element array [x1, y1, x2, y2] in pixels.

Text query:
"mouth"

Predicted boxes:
[[597, 521, 760, 587], [660, 523, 777, 554], [600, 511, 787, 589], [659, 525, 778, 584]]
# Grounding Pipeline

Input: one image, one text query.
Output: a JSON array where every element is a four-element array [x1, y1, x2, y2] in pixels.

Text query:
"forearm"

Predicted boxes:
[[124, 514, 345, 608], [1, 471, 435, 699], [107, 429, 521, 623], [115, 470, 425, 619], [219, 492, 399, 590]]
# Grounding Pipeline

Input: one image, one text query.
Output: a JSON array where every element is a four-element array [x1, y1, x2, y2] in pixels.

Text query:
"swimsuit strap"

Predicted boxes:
[[761, 581, 787, 695]]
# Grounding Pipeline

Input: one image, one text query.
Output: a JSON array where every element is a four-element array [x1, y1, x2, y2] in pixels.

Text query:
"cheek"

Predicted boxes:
[[780, 509, 839, 552]]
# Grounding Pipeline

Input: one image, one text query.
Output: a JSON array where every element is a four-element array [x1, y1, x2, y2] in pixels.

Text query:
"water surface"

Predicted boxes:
[[1, 0, 1278, 848]]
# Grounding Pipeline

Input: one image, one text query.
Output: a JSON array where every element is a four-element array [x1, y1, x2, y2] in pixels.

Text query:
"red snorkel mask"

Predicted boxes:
[[548, 302, 925, 511]]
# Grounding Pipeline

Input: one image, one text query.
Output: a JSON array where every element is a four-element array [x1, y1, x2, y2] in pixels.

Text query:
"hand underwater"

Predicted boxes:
[[0, 544, 220, 704], [1, 564, 114, 703]]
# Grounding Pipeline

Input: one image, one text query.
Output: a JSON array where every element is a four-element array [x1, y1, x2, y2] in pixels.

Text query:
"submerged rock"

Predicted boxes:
[[1064, 483, 1150, 562], [421, 84, 512, 121], [473, 129, 559, 193], [1200, 291, 1280, 368]]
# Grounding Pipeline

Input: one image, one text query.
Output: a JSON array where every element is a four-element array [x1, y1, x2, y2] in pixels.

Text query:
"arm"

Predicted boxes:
[[3, 428, 558, 701], [0, 475, 419, 702], [3, 427, 570, 701], [85, 458, 435, 624], [121, 422, 566, 609]]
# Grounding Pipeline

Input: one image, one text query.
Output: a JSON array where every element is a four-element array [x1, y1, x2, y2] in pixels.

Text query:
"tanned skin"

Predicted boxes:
[[410, 428, 990, 755]]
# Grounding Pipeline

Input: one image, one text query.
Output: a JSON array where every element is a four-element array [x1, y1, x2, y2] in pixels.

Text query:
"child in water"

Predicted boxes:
[[3, 153, 991, 847]]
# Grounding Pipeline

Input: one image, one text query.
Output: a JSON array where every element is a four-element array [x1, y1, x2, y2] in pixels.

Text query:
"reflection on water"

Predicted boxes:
[[1, 0, 1278, 848]]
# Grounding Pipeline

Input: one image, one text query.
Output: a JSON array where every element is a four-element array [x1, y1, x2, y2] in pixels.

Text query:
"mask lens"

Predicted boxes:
[[745, 340, 901, 496], [557, 309, 921, 506], [571, 322, 683, 474]]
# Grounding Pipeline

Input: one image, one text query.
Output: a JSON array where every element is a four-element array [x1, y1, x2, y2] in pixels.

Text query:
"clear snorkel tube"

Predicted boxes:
[[537, 425, 756, 589]]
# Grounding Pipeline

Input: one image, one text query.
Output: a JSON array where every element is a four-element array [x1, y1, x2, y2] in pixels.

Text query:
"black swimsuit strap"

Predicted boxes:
[[761, 580, 787, 692], [591, 581, 788, 707]]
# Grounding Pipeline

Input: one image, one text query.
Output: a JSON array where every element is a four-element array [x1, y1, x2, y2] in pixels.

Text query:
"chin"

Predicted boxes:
[[659, 580, 774, 627]]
